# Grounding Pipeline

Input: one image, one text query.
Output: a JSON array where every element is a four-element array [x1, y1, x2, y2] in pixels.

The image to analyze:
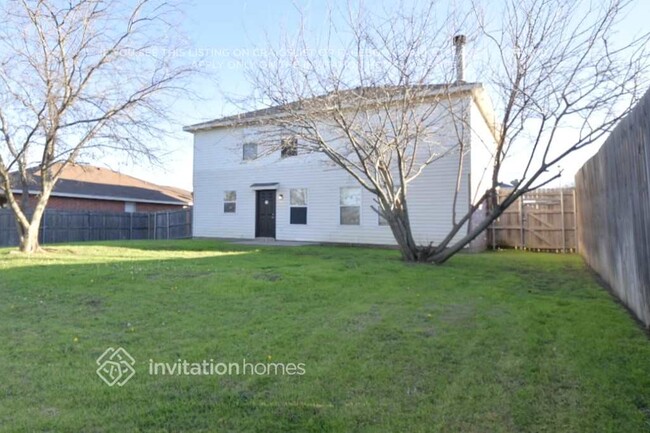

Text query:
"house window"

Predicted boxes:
[[124, 202, 136, 213], [224, 191, 236, 213], [243, 143, 257, 161], [290, 188, 307, 224], [340, 187, 361, 225], [281, 137, 298, 158]]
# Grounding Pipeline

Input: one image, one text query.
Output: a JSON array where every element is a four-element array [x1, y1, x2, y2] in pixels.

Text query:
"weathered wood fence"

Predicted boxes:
[[489, 187, 577, 252], [0, 208, 192, 247], [575, 87, 650, 328]]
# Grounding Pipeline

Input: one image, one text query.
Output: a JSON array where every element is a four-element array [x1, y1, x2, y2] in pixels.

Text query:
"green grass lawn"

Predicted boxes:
[[1, 240, 649, 432]]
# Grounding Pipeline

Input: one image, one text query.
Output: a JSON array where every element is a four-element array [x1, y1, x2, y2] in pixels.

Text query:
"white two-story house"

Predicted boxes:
[[184, 82, 498, 246]]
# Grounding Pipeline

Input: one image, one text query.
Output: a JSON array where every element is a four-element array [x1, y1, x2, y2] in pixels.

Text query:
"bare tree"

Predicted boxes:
[[0, 0, 193, 253], [242, 0, 648, 263]]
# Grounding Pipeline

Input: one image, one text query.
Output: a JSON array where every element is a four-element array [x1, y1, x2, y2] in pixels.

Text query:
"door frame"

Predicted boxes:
[[255, 189, 277, 238]]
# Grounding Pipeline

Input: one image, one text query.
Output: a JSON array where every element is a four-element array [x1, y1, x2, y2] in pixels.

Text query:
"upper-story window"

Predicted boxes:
[[243, 143, 257, 161], [281, 137, 298, 158]]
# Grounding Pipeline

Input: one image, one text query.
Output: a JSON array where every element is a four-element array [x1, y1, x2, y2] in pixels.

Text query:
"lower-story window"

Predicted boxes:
[[340, 187, 361, 225], [290, 188, 307, 224], [224, 190, 236, 213]]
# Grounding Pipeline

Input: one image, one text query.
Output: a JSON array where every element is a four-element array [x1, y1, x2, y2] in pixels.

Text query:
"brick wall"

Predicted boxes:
[[9, 194, 187, 213], [134, 202, 187, 212]]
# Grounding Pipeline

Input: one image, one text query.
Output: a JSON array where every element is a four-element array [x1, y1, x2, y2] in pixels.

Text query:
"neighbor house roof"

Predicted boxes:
[[4, 164, 192, 205], [183, 82, 497, 138]]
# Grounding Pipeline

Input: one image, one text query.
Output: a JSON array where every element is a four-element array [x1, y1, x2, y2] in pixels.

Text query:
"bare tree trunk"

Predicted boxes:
[[431, 189, 521, 264], [17, 187, 51, 253], [19, 223, 42, 254], [386, 206, 435, 263], [387, 214, 417, 261], [430, 212, 495, 264]]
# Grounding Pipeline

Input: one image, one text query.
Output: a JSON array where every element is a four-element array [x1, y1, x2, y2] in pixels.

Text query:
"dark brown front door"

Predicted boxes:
[[255, 190, 276, 238]]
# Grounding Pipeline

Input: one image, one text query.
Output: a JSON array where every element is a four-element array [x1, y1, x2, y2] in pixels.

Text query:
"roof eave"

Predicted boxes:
[[7, 189, 191, 206], [470, 86, 502, 144], [183, 82, 484, 133]]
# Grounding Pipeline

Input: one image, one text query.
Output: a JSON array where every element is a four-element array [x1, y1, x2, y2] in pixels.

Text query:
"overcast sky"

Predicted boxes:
[[101, 0, 650, 192]]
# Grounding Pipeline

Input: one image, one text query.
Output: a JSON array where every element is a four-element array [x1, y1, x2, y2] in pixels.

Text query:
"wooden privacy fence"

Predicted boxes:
[[489, 187, 577, 252], [0, 208, 192, 247], [575, 86, 650, 328]]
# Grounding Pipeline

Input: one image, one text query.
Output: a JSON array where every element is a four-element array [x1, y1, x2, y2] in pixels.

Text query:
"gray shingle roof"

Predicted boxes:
[[5, 164, 192, 205], [184, 82, 481, 132]]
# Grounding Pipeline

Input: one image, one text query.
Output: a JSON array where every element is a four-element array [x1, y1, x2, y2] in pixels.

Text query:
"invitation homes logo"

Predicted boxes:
[[96, 347, 136, 387], [96, 347, 306, 387], [148, 358, 306, 377]]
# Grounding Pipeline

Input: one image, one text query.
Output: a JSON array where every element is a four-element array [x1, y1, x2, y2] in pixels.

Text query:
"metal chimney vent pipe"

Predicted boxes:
[[453, 34, 466, 83]]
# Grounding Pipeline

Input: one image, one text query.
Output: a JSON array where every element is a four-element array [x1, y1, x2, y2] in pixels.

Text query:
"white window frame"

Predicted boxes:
[[223, 190, 237, 214], [280, 137, 298, 158], [289, 188, 308, 225], [243, 143, 258, 161], [340, 187, 361, 225]]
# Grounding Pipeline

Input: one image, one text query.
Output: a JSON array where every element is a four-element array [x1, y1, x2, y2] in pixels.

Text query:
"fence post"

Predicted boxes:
[[572, 189, 578, 253], [518, 196, 525, 249], [129, 212, 133, 240], [490, 190, 497, 250], [166, 211, 170, 240], [189, 208, 193, 238], [153, 212, 157, 240], [560, 188, 566, 253], [42, 211, 46, 245]]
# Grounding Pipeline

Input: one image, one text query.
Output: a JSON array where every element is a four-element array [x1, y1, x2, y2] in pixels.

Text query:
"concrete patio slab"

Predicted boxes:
[[229, 238, 319, 247]]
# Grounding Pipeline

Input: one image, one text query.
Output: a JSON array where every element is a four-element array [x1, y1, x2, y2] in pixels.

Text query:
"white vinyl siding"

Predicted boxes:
[[190, 95, 493, 246]]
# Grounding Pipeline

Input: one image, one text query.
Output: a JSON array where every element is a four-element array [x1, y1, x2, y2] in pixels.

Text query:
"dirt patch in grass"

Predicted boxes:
[[346, 305, 382, 332], [83, 296, 103, 309], [253, 271, 282, 282], [438, 303, 477, 327]]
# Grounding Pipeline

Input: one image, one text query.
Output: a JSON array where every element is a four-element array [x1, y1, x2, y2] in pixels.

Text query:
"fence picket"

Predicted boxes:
[[0, 208, 192, 247], [490, 187, 577, 252]]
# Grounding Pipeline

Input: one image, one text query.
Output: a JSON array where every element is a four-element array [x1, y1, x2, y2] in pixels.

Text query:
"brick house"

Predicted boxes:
[[0, 164, 192, 213]]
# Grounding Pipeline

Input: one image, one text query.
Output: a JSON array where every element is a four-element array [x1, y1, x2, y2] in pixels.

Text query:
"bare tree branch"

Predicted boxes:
[[0, 0, 195, 252]]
